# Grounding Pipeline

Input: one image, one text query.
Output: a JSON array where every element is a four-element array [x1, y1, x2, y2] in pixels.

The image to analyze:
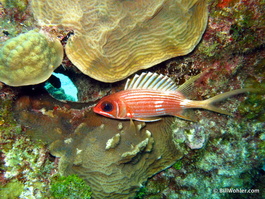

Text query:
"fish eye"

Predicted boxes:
[[101, 101, 113, 112]]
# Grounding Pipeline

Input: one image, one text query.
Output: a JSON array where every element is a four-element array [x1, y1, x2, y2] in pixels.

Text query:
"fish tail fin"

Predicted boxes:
[[194, 88, 256, 116], [198, 100, 232, 116]]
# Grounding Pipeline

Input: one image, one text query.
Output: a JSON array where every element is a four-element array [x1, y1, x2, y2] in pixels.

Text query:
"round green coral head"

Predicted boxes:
[[0, 30, 63, 86]]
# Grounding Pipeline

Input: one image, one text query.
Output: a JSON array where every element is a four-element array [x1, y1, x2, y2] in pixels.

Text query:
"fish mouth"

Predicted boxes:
[[95, 110, 116, 119]]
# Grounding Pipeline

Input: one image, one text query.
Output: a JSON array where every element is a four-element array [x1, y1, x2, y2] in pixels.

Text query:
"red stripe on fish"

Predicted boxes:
[[95, 89, 185, 119]]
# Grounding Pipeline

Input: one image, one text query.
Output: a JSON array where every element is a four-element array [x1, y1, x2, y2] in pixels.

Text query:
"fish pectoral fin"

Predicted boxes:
[[173, 114, 196, 122], [129, 118, 137, 133], [134, 117, 162, 122]]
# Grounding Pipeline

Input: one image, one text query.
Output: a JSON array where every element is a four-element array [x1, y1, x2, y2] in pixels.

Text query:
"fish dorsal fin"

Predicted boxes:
[[176, 72, 205, 96], [124, 72, 177, 91]]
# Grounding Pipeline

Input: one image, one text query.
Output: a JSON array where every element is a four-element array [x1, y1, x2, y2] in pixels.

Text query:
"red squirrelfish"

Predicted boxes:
[[93, 72, 252, 122]]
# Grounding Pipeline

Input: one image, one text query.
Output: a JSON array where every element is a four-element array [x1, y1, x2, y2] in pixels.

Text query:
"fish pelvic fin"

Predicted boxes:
[[185, 88, 256, 116], [129, 118, 137, 133], [134, 117, 162, 122]]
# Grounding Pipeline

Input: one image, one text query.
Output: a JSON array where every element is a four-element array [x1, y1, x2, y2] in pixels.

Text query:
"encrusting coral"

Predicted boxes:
[[0, 29, 63, 86], [14, 93, 184, 199], [30, 0, 208, 82]]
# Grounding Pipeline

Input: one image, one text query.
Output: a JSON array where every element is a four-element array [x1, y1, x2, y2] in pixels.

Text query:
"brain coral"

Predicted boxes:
[[30, 0, 208, 82], [0, 30, 63, 86]]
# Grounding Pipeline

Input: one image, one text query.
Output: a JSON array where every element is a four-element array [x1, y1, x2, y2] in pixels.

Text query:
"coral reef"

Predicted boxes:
[[138, 118, 265, 199], [0, 29, 63, 86], [130, 0, 265, 198], [0, 0, 264, 199], [30, 0, 208, 82]]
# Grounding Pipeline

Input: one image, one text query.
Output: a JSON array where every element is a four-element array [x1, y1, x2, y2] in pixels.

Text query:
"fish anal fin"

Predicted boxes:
[[173, 114, 197, 122], [134, 117, 162, 122]]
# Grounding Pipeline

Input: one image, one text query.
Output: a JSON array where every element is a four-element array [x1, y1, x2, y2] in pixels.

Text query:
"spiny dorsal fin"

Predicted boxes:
[[124, 72, 177, 91]]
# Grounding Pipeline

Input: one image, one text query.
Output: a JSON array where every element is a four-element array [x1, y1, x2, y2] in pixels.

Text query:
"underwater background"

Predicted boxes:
[[0, 0, 264, 198]]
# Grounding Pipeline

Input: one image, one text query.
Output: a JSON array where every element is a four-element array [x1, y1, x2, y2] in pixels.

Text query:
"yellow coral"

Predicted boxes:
[[31, 0, 208, 83], [0, 30, 63, 86]]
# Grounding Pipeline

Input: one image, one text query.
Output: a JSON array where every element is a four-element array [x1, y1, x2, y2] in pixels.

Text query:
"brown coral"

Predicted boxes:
[[14, 93, 184, 199], [30, 0, 208, 82]]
